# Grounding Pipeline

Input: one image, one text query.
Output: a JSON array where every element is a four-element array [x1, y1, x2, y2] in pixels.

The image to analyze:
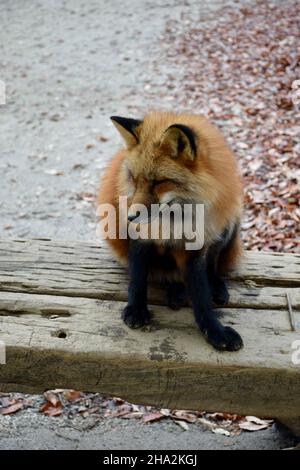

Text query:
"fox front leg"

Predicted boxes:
[[122, 241, 153, 328], [186, 254, 243, 351]]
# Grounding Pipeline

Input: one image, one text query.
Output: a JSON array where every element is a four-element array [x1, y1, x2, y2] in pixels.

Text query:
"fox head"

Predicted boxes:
[[111, 112, 211, 219], [110, 111, 242, 244]]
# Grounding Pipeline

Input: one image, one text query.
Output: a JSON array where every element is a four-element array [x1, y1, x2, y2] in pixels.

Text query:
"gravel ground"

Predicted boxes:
[[0, 0, 298, 450], [0, 407, 297, 450], [0, 0, 236, 240]]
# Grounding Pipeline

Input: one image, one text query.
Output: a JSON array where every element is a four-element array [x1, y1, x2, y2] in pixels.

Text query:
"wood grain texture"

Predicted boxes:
[[0, 239, 299, 432]]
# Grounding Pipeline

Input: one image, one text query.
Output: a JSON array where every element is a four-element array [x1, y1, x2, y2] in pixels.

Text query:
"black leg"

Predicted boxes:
[[122, 241, 153, 329], [166, 282, 187, 310], [186, 254, 243, 351], [207, 241, 229, 306]]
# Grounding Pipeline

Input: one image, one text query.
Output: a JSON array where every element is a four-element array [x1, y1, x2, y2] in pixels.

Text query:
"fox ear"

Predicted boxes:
[[110, 116, 142, 148], [160, 124, 197, 162]]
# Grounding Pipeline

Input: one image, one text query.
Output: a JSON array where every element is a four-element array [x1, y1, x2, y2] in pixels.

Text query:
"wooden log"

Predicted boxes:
[[0, 239, 299, 306], [0, 239, 299, 434], [0, 290, 299, 417]]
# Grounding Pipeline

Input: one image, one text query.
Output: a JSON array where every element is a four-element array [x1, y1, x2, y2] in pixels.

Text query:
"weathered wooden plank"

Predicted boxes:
[[0, 291, 299, 419], [0, 239, 299, 309], [0, 238, 299, 285]]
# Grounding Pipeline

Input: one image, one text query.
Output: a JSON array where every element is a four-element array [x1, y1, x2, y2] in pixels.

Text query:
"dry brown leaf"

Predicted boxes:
[[121, 412, 144, 419], [113, 397, 125, 405], [172, 410, 197, 423], [0, 402, 23, 415], [44, 391, 60, 407], [40, 401, 64, 417], [64, 390, 83, 402], [143, 412, 165, 423]]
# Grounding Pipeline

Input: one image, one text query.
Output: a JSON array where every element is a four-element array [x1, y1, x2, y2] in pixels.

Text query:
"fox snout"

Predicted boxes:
[[127, 212, 139, 222], [127, 190, 154, 223]]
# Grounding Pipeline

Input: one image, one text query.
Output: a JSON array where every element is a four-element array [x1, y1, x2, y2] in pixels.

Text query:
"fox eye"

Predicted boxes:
[[152, 179, 172, 187]]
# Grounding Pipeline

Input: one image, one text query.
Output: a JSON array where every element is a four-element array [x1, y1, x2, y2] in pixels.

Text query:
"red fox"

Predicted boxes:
[[98, 112, 243, 351]]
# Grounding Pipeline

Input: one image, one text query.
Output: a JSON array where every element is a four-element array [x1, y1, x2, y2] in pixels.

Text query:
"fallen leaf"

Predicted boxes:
[[143, 412, 165, 423], [239, 421, 270, 432], [238, 416, 274, 432], [172, 410, 197, 423], [0, 402, 23, 415], [113, 397, 125, 405], [245, 416, 274, 426], [174, 420, 189, 431], [40, 401, 64, 417], [64, 390, 83, 402], [41, 391, 64, 417], [213, 428, 231, 436], [44, 391, 60, 407], [160, 409, 171, 417], [121, 412, 144, 419], [198, 417, 218, 431]]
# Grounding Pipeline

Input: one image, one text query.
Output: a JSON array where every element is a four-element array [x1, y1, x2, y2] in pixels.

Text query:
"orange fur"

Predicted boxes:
[[97, 111, 243, 273]]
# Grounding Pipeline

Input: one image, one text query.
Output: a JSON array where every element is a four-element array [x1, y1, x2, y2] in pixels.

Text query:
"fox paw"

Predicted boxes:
[[122, 305, 151, 329], [204, 325, 243, 352]]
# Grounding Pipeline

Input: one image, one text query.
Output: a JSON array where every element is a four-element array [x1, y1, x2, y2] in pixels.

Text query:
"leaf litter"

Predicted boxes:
[[0, 391, 274, 436], [146, 0, 300, 253]]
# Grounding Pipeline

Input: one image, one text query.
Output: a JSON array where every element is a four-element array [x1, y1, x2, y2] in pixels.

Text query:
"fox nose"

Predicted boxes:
[[128, 213, 138, 222]]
